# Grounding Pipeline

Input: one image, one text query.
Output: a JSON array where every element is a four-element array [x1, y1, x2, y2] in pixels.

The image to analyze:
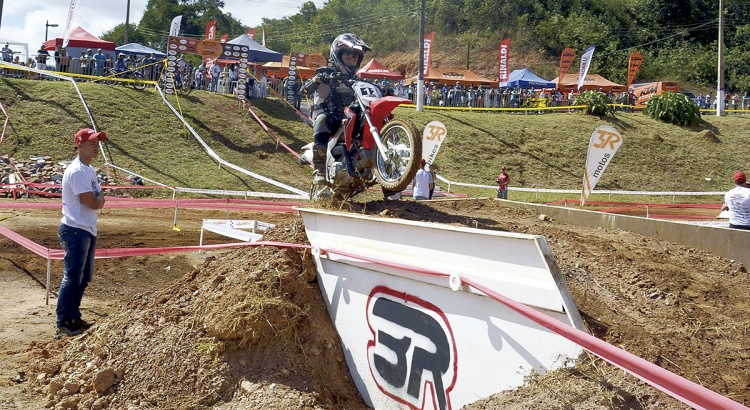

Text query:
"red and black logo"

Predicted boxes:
[[366, 286, 457, 410]]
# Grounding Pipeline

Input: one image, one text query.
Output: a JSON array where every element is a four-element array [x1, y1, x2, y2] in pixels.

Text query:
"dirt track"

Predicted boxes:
[[0, 198, 747, 409]]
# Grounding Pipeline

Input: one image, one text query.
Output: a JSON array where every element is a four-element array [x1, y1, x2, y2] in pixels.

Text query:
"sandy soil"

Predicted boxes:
[[0, 198, 747, 410]]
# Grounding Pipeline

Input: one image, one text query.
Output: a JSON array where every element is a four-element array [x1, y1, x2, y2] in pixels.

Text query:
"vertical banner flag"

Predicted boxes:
[[558, 47, 576, 87], [246, 28, 257, 39], [626, 51, 644, 89], [220, 33, 228, 43], [423, 32, 435, 76], [62, 0, 82, 48], [581, 125, 623, 206], [497, 38, 511, 83], [286, 53, 305, 106], [576, 45, 596, 90], [262, 28, 266, 46], [422, 121, 448, 166], [205, 20, 217, 40], [169, 15, 182, 37]]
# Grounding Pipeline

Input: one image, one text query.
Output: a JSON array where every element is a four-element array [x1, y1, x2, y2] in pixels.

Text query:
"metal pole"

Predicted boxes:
[[124, 0, 131, 44], [416, 0, 425, 111], [45, 258, 51, 305], [717, 0, 725, 116], [45, 20, 49, 41]]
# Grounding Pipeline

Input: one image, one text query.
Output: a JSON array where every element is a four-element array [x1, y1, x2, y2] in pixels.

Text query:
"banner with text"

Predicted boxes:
[[422, 32, 435, 76], [581, 125, 622, 206], [421, 121, 448, 166], [246, 28, 257, 39], [205, 19, 217, 40], [576, 45, 596, 90], [62, 0, 81, 48], [169, 15, 182, 37], [558, 47, 576, 88], [626, 51, 644, 89], [497, 38, 511, 83]]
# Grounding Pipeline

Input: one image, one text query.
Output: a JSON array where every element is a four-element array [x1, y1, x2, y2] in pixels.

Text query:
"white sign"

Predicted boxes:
[[421, 121, 447, 167], [581, 125, 623, 206]]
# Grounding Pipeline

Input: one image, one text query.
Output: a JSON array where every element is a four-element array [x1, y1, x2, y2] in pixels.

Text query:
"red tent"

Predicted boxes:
[[43, 26, 115, 51], [357, 58, 404, 80]]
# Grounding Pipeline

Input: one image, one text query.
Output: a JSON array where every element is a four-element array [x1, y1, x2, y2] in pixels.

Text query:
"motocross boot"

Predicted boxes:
[[312, 143, 329, 186]]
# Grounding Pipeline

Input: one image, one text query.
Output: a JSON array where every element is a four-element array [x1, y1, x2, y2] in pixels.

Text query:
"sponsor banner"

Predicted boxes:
[[262, 28, 266, 46], [581, 125, 622, 206], [497, 38, 511, 82], [169, 15, 182, 37], [246, 28, 257, 39], [422, 121, 447, 166], [626, 51, 644, 88], [287, 53, 305, 106], [220, 33, 228, 43], [303, 54, 327, 70], [558, 47, 576, 88], [576, 45, 595, 90], [423, 32, 435, 76], [62, 0, 81, 49], [205, 19, 217, 40]]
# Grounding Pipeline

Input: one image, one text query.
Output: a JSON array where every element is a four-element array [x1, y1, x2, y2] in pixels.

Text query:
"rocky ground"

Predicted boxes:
[[0, 198, 747, 410]]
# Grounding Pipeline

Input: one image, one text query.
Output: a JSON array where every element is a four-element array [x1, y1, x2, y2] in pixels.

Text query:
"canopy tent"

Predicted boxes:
[[42, 26, 115, 52], [408, 67, 495, 87], [357, 58, 404, 80], [262, 55, 315, 79], [115, 43, 165, 58], [226, 34, 282, 62], [551, 73, 626, 93], [500, 68, 556, 89]]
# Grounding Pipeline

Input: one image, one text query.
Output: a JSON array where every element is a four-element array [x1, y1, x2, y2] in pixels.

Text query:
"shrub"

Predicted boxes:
[[574, 91, 615, 116], [643, 91, 701, 126]]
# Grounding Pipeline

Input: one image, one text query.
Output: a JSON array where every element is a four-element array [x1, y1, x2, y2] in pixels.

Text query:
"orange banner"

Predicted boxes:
[[423, 32, 435, 76], [498, 38, 511, 82], [558, 47, 576, 89], [246, 28, 257, 39], [626, 51, 644, 88]]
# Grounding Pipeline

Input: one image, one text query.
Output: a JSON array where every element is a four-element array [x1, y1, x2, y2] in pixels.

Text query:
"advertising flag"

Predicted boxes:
[[558, 47, 576, 87], [169, 15, 182, 37], [62, 0, 81, 48], [246, 28, 257, 39], [262, 28, 266, 46], [205, 19, 217, 40], [423, 32, 435, 76], [220, 33, 228, 43], [497, 38, 511, 82], [422, 121, 448, 166], [581, 125, 623, 206], [576, 45, 596, 90], [626, 51, 644, 88]]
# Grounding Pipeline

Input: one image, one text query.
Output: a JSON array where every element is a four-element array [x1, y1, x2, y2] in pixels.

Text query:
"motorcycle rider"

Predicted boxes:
[[304, 33, 370, 188]]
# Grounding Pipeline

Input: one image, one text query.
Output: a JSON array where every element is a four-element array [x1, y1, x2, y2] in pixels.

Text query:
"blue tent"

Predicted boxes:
[[226, 34, 282, 62], [500, 68, 556, 89], [115, 43, 166, 58]]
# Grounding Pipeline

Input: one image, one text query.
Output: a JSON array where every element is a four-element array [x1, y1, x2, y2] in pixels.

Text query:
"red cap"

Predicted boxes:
[[420, 159, 427, 167], [75, 128, 106, 147], [734, 171, 746, 184]]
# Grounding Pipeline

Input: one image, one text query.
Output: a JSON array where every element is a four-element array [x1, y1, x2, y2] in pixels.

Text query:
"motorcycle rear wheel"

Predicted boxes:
[[373, 119, 422, 192]]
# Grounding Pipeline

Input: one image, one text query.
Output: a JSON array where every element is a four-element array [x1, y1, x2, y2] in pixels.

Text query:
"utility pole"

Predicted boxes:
[[717, 0, 725, 116], [0, 0, 5, 32], [124, 0, 131, 44], [416, 0, 425, 111]]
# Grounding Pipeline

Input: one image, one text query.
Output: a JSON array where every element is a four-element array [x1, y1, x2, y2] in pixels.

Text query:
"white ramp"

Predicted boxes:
[[299, 208, 584, 410], [199, 219, 275, 245]]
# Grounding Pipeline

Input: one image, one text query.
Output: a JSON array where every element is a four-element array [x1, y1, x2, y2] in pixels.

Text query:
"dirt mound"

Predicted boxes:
[[28, 217, 366, 410]]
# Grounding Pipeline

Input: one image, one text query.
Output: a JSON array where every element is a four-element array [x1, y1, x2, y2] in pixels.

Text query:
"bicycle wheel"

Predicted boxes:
[[131, 72, 146, 90], [179, 80, 192, 96]]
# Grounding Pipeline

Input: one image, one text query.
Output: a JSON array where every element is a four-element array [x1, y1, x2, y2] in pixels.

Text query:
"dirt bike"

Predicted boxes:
[[301, 75, 422, 200], [102, 68, 146, 90]]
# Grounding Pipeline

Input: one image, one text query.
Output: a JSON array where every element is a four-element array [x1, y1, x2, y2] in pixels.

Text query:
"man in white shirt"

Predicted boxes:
[[722, 171, 750, 230], [412, 159, 434, 201], [56, 128, 107, 337]]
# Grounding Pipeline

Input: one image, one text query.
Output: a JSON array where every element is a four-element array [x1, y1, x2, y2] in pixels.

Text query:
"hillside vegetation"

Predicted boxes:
[[106, 0, 750, 92], [1, 77, 749, 202]]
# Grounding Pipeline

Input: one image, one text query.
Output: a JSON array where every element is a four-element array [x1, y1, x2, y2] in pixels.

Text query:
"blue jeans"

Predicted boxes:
[[56, 224, 97, 327]]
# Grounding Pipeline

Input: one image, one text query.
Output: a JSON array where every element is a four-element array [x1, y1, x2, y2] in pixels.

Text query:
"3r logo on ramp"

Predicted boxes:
[[366, 287, 457, 410]]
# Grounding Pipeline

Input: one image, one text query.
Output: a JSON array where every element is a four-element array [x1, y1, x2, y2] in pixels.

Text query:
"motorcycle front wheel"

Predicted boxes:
[[131, 72, 146, 90], [373, 119, 422, 192]]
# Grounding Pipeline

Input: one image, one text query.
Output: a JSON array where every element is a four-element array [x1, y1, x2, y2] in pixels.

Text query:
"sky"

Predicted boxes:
[[0, 0, 321, 57]]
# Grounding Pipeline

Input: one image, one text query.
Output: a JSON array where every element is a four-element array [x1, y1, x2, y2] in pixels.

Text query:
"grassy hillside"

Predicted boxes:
[[2, 77, 749, 203]]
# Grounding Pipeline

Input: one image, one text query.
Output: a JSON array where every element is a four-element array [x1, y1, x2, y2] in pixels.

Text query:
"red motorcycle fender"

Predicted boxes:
[[344, 107, 357, 150], [363, 96, 412, 149]]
